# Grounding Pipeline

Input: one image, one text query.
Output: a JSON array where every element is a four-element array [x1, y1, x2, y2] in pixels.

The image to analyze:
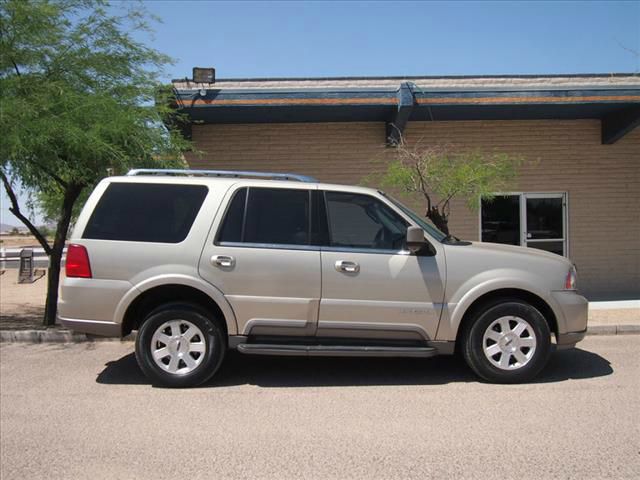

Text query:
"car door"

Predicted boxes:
[[199, 184, 321, 337], [317, 190, 446, 341]]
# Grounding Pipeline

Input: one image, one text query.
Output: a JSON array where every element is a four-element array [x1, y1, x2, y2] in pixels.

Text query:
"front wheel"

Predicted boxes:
[[462, 300, 551, 383], [135, 303, 225, 387]]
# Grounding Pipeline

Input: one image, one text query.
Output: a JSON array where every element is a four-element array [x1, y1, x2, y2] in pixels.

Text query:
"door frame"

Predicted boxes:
[[479, 191, 569, 257]]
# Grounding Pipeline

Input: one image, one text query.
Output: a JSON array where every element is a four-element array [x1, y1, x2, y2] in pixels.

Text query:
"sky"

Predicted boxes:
[[1, 0, 639, 227], [144, 0, 640, 80]]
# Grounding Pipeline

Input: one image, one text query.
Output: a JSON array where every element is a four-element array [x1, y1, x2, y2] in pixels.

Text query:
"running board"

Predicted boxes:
[[236, 343, 438, 358]]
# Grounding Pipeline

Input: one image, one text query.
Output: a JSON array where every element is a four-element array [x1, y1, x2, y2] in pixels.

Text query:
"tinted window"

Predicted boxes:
[[325, 192, 408, 250], [83, 183, 208, 243], [311, 190, 329, 246], [218, 188, 247, 243], [243, 188, 310, 245], [526, 197, 563, 239], [481, 195, 520, 245]]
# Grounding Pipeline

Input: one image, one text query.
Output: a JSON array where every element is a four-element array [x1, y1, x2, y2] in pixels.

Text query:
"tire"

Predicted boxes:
[[462, 299, 551, 384], [135, 303, 226, 388]]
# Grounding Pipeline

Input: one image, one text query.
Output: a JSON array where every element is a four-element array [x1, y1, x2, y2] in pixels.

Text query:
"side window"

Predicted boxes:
[[218, 188, 247, 243], [324, 192, 408, 250], [217, 187, 310, 246], [83, 183, 208, 243], [245, 188, 309, 245]]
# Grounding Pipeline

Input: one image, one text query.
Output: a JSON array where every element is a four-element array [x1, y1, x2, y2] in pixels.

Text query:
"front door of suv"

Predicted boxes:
[[200, 185, 321, 337], [317, 190, 446, 342]]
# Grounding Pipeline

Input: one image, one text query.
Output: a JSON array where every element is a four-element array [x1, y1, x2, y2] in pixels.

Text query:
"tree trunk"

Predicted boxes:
[[426, 207, 450, 236], [43, 183, 83, 326]]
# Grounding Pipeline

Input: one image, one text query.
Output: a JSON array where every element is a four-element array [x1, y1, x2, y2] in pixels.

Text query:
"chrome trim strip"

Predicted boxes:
[[58, 317, 121, 337], [321, 246, 411, 255], [218, 241, 321, 251], [216, 242, 416, 255]]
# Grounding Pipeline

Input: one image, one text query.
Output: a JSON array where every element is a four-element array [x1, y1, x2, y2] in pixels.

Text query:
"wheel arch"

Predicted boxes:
[[454, 288, 559, 349], [118, 277, 237, 337]]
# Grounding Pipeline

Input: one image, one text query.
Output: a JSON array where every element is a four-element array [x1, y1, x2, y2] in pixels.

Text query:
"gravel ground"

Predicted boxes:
[[1, 336, 639, 479]]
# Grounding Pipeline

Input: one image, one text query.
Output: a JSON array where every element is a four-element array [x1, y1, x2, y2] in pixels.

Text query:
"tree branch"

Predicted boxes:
[[24, 157, 69, 189], [412, 162, 432, 213], [11, 57, 21, 77], [0, 170, 52, 255], [436, 190, 458, 208]]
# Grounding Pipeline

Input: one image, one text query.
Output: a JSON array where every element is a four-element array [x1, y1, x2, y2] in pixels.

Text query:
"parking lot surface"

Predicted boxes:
[[1, 336, 639, 479]]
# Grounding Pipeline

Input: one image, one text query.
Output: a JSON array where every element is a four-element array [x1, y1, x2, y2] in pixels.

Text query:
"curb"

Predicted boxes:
[[0, 326, 638, 344], [587, 324, 640, 335], [0, 330, 136, 343]]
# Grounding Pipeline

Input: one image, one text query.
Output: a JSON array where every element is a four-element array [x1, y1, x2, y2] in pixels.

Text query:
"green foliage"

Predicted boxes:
[[369, 142, 523, 235], [0, 0, 192, 324], [0, 0, 189, 204]]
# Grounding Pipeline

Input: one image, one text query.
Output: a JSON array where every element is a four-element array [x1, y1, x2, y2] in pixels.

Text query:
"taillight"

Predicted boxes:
[[65, 244, 92, 278]]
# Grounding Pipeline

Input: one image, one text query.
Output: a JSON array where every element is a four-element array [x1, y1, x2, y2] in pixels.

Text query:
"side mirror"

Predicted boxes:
[[406, 226, 427, 254]]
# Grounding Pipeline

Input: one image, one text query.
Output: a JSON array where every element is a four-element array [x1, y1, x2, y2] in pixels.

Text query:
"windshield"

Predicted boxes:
[[383, 194, 448, 242]]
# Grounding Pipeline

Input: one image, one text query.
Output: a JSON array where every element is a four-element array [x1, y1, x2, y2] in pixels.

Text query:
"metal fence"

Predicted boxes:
[[0, 247, 56, 270]]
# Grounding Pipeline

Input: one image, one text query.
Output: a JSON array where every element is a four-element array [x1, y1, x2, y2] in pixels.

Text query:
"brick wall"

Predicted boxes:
[[187, 120, 640, 299]]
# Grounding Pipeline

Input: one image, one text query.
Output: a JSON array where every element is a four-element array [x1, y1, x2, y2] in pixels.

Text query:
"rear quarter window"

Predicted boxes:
[[83, 183, 208, 243]]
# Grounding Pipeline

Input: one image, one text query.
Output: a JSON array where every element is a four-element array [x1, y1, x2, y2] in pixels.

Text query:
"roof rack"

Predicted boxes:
[[126, 168, 318, 183]]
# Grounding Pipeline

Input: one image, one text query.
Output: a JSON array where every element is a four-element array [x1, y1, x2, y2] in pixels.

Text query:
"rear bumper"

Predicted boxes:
[[58, 317, 121, 337]]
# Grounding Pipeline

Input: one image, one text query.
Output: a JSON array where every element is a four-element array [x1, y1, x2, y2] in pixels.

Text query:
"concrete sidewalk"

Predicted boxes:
[[1, 271, 638, 343]]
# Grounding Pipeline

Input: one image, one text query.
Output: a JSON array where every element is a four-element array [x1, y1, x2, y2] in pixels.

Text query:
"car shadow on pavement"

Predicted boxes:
[[96, 347, 613, 388]]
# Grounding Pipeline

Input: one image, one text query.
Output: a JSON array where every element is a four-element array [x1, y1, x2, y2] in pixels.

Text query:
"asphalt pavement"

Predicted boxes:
[[1, 336, 639, 479]]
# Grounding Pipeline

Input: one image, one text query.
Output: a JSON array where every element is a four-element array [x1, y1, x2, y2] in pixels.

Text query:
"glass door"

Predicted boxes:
[[523, 193, 566, 256], [481, 193, 567, 257]]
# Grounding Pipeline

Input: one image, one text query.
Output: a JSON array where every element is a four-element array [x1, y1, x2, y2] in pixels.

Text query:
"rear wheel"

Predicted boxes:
[[135, 303, 225, 387], [462, 300, 551, 383]]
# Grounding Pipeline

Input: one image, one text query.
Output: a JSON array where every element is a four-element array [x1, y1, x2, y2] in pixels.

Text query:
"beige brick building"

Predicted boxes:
[[173, 74, 640, 299]]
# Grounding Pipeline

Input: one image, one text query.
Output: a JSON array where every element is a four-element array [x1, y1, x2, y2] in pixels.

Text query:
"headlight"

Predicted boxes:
[[565, 266, 577, 290]]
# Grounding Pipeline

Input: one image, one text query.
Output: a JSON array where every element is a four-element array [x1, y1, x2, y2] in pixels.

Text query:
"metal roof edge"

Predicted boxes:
[[171, 72, 639, 83]]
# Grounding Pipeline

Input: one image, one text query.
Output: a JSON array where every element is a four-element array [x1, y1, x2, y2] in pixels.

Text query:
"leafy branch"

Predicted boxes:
[[366, 137, 523, 235]]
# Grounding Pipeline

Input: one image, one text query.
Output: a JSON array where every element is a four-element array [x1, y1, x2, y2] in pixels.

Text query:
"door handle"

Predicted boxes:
[[211, 255, 235, 268], [335, 260, 359, 273]]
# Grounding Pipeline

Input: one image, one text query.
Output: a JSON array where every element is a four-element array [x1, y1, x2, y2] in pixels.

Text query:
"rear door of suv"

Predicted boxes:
[[199, 183, 321, 338]]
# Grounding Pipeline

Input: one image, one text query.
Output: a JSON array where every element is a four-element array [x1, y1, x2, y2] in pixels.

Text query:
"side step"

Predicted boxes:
[[236, 343, 438, 358]]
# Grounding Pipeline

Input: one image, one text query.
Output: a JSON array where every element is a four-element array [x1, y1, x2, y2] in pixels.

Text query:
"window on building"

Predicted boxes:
[[481, 195, 520, 246], [324, 192, 408, 250], [481, 193, 567, 256], [83, 183, 208, 243]]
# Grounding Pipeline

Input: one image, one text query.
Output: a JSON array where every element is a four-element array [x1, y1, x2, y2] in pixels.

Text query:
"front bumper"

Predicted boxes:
[[556, 329, 587, 350], [551, 290, 589, 349]]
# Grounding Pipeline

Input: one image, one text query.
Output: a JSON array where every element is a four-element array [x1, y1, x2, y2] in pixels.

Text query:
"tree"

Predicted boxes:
[[371, 140, 522, 235], [0, 0, 190, 325]]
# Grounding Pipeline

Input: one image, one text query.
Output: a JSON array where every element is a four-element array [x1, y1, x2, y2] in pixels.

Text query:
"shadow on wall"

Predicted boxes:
[[96, 347, 613, 389]]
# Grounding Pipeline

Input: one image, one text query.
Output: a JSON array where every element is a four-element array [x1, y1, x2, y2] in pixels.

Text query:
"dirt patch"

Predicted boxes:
[[0, 235, 52, 249], [0, 270, 49, 329]]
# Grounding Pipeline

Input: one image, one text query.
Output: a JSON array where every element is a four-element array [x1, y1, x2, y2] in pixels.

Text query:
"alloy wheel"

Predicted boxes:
[[150, 319, 207, 375], [482, 316, 537, 370]]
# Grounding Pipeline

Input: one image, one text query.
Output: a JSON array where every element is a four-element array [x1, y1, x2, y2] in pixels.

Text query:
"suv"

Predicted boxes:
[[59, 169, 588, 387]]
